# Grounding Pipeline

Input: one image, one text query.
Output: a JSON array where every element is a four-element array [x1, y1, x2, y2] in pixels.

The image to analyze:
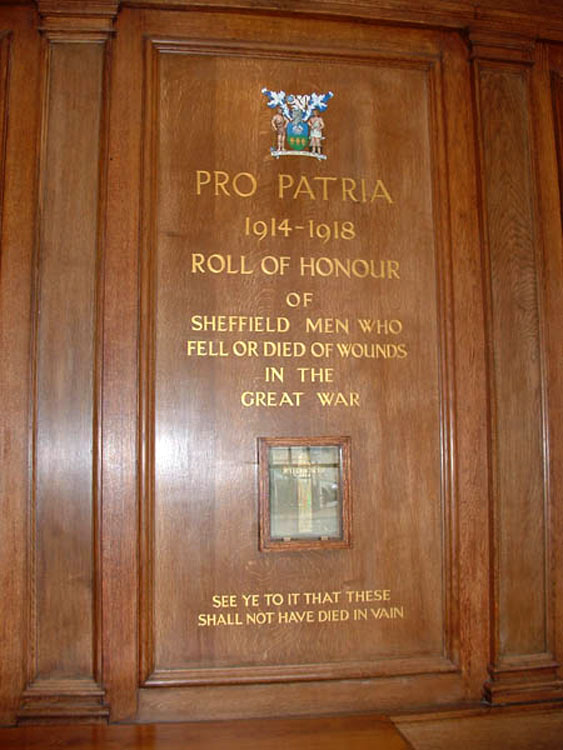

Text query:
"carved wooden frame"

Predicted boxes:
[[258, 436, 352, 552]]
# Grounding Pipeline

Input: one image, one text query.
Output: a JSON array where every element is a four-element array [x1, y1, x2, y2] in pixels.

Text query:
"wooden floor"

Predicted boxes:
[[396, 707, 563, 749], [0, 715, 411, 750], [1, 708, 563, 749]]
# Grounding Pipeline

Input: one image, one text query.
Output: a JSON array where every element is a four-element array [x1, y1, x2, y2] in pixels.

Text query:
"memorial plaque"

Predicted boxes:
[[141, 33, 449, 683]]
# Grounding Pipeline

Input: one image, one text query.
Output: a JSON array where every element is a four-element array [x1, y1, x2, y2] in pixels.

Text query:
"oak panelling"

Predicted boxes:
[[111, 7, 490, 720], [94, 8, 488, 719], [0, 5, 41, 726], [34, 39, 104, 680], [0, 32, 10, 233], [481, 64, 547, 658], [141, 36, 451, 684], [137, 672, 466, 722], [101, 6, 144, 723], [119, 0, 563, 42], [546, 44, 563, 705], [438, 30, 489, 699], [17, 4, 116, 721], [473, 39, 563, 702], [551, 59, 563, 228]]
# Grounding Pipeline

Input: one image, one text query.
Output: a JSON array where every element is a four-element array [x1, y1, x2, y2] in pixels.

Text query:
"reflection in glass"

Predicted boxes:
[[268, 445, 342, 540]]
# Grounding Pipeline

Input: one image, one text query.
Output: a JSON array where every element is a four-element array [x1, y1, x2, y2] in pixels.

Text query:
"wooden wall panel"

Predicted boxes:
[[473, 36, 563, 703], [1, 0, 562, 728], [0, 5, 40, 726], [34, 40, 103, 680], [142, 38, 449, 683], [482, 66, 546, 656], [547, 43, 563, 711], [16, 1, 118, 724], [101, 6, 143, 723], [103, 10, 487, 720]]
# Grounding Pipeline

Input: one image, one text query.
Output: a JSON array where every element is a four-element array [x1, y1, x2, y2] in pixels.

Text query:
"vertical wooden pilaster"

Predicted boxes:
[[0, 3, 42, 727], [471, 30, 563, 705], [17, 0, 119, 725]]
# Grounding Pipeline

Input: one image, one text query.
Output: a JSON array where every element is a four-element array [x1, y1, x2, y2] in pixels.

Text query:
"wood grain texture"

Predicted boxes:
[[547, 46, 563, 714], [437, 30, 489, 699], [477, 62, 548, 658], [116, 0, 563, 41], [0, 714, 412, 750], [0, 4, 41, 726], [17, 2, 116, 722], [33, 38, 104, 681], [137, 673, 466, 722], [138, 21, 452, 691], [474, 37, 563, 704], [1, 0, 562, 729], [100, 5, 143, 722], [107, 4, 486, 721], [398, 707, 563, 750]]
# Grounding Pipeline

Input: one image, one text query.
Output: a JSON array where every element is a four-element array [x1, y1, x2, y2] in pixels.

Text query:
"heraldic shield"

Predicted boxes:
[[287, 113, 309, 151]]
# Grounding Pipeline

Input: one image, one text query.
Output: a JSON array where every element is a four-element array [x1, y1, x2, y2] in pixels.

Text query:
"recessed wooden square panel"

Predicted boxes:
[[140, 36, 452, 684]]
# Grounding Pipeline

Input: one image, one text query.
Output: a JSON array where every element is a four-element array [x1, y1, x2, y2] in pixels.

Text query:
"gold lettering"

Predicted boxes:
[[190, 253, 253, 275], [345, 590, 391, 603], [278, 174, 294, 198], [278, 610, 315, 624], [191, 253, 205, 272], [341, 177, 358, 202], [316, 392, 360, 406], [262, 341, 306, 357], [299, 257, 400, 279], [312, 176, 338, 200], [214, 170, 230, 196], [356, 319, 403, 335], [318, 609, 350, 622], [212, 594, 238, 608], [240, 391, 304, 407], [190, 315, 289, 333], [195, 170, 258, 197], [335, 343, 407, 359], [303, 591, 342, 604], [186, 340, 229, 357], [293, 175, 316, 200], [246, 611, 275, 625], [232, 171, 257, 197], [387, 260, 400, 278], [196, 170, 211, 194], [197, 612, 243, 626], [306, 318, 349, 334], [371, 179, 394, 203], [297, 367, 334, 383]]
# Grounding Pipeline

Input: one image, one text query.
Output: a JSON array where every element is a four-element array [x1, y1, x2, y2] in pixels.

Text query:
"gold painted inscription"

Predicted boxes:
[[186, 166, 405, 407], [196, 589, 405, 628], [195, 170, 394, 204]]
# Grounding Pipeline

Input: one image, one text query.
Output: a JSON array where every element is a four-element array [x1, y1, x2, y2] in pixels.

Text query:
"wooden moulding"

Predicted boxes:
[[36, 0, 119, 40], [484, 660, 563, 706], [114, 0, 563, 42], [17, 680, 109, 726]]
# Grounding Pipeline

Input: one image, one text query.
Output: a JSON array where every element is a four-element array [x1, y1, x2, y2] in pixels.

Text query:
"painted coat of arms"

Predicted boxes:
[[261, 88, 334, 161]]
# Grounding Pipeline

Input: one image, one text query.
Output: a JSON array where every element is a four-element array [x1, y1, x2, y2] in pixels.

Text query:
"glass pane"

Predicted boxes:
[[268, 445, 342, 540]]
